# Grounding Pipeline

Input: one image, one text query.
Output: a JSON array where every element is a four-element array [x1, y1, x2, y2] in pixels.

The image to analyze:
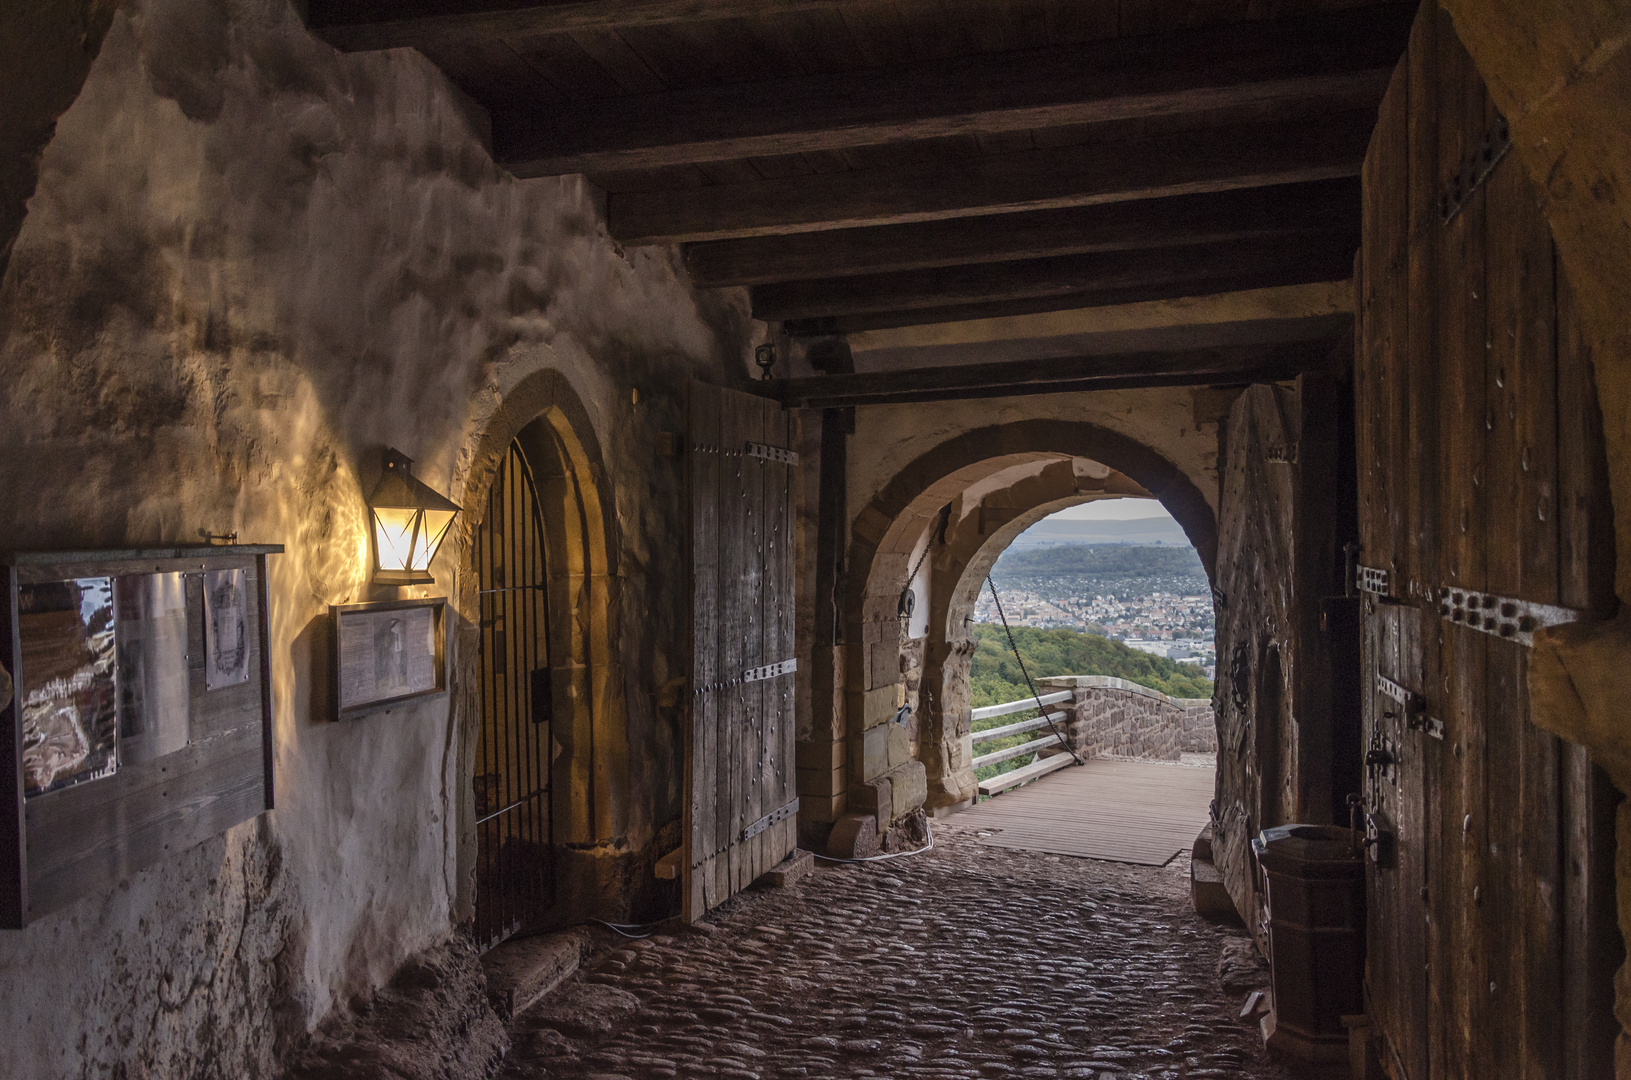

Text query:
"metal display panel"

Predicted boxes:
[[0, 545, 281, 928], [330, 598, 447, 721]]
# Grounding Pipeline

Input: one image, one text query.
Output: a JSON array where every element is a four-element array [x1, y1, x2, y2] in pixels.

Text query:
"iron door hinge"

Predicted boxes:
[[1438, 588, 1583, 646], [745, 442, 798, 466], [1357, 564, 1394, 599], [1358, 564, 1407, 605], [743, 658, 797, 683], [1377, 674, 1442, 739], [743, 797, 799, 840], [1376, 674, 1423, 715]]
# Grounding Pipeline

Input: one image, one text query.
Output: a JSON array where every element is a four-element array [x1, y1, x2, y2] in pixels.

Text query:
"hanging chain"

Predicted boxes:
[[984, 576, 1084, 767]]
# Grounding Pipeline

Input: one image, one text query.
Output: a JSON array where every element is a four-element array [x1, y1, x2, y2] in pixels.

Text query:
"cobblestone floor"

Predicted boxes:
[[497, 820, 1305, 1080]]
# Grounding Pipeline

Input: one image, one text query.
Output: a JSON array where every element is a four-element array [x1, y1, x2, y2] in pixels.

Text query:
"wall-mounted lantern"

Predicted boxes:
[[367, 449, 459, 586]]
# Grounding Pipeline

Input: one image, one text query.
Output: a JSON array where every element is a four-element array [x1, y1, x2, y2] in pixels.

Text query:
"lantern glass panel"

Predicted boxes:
[[373, 506, 420, 573], [412, 509, 456, 573]]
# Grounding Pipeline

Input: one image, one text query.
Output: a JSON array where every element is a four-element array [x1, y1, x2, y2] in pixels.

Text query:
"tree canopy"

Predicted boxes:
[[970, 624, 1213, 707]]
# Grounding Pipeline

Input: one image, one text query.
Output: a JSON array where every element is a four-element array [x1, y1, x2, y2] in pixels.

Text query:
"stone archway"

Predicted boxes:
[[453, 367, 628, 927], [822, 420, 1217, 850], [915, 461, 1159, 813]]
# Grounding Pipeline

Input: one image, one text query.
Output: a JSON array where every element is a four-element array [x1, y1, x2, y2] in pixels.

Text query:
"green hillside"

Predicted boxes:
[[971, 624, 1214, 704]]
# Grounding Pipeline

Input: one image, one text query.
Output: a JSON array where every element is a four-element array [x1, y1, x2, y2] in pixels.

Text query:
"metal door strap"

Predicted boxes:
[[743, 798, 800, 841], [745, 442, 799, 465], [1438, 588, 1582, 647]]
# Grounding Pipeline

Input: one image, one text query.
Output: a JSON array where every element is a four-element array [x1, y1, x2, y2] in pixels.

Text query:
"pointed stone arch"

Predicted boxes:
[[452, 368, 628, 929]]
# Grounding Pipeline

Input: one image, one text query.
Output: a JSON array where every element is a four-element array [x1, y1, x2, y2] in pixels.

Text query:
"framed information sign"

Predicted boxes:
[[330, 598, 447, 721], [0, 544, 281, 928]]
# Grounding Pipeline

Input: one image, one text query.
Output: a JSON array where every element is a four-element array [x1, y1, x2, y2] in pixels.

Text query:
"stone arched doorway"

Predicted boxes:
[[819, 421, 1217, 851], [453, 368, 628, 936]]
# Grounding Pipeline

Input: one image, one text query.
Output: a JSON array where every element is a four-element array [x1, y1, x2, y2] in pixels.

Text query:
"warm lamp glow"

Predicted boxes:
[[367, 450, 460, 586]]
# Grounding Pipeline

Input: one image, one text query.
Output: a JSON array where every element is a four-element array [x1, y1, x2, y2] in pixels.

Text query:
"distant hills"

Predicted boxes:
[[1006, 515, 1191, 549], [993, 543, 1205, 579]]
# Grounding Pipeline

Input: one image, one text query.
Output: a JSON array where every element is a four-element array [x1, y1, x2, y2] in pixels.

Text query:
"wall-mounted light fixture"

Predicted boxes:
[[367, 449, 459, 586]]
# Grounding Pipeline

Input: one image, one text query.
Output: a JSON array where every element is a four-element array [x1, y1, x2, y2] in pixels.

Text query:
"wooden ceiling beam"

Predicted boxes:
[[751, 233, 1357, 321], [688, 179, 1358, 287], [781, 269, 1355, 336], [494, 5, 1414, 176], [842, 280, 1355, 351], [305, 0, 846, 51], [768, 341, 1334, 408], [607, 111, 1376, 244]]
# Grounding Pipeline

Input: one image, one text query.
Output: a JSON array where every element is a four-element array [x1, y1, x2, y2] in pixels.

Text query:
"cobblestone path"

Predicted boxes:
[[497, 820, 1301, 1080]]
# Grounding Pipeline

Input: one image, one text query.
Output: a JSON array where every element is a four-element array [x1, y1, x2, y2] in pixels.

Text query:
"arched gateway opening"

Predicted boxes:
[[456, 370, 626, 948], [819, 421, 1218, 853], [965, 499, 1216, 789]]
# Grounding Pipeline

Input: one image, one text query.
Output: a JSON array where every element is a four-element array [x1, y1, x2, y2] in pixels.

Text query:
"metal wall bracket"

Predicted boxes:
[[1438, 587, 1582, 646], [743, 797, 800, 840], [746, 442, 799, 465], [743, 658, 797, 682], [1440, 114, 1511, 224]]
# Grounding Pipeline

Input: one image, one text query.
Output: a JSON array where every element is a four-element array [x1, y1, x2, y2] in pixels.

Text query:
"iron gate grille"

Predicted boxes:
[[473, 440, 554, 952]]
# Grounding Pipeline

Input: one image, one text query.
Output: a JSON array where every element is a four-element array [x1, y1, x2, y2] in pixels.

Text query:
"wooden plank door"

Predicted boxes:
[[1355, 6, 1620, 1077], [1356, 30, 1434, 1073], [685, 381, 798, 922]]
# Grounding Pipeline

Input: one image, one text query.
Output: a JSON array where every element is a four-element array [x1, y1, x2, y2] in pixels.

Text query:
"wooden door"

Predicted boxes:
[[686, 381, 798, 922], [1355, 5, 1620, 1077]]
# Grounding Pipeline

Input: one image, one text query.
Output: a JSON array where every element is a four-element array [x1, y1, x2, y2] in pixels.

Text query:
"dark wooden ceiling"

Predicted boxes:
[[306, 0, 1412, 387]]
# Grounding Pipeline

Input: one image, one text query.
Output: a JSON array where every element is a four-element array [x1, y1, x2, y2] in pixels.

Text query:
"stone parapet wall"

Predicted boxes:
[[1039, 676, 1217, 762]]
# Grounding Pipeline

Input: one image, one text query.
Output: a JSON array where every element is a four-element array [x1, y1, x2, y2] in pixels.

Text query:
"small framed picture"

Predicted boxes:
[[204, 567, 251, 690], [330, 598, 447, 721]]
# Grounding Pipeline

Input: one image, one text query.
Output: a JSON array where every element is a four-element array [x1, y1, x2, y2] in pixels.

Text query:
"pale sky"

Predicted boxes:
[[1048, 496, 1176, 522]]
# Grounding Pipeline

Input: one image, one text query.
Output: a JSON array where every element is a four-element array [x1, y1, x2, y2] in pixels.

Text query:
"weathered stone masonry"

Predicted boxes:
[[1041, 676, 1216, 763]]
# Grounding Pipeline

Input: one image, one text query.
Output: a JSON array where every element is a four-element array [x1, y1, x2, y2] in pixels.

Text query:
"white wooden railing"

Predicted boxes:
[[970, 689, 1072, 722], [970, 689, 1074, 776]]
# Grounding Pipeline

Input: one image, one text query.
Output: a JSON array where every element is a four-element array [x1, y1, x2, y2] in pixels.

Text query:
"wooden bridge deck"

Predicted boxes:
[[954, 757, 1216, 867]]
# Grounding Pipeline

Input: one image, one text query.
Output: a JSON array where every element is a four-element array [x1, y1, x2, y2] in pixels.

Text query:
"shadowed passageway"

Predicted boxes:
[[496, 823, 1292, 1080]]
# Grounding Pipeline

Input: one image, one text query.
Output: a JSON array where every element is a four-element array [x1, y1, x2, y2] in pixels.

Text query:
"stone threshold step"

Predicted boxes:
[[480, 928, 589, 1020]]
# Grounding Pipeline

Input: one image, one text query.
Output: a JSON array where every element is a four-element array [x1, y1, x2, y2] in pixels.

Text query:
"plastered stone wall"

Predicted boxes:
[[0, 0, 752, 1075], [1040, 676, 1216, 762]]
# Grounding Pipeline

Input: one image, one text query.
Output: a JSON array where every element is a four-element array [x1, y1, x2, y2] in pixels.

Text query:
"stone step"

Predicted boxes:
[[1190, 851, 1240, 923], [1193, 822, 1215, 862], [757, 848, 815, 887], [480, 929, 588, 1020]]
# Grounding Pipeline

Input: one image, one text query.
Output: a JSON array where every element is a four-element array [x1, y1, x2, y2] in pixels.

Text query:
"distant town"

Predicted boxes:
[[975, 543, 1217, 678]]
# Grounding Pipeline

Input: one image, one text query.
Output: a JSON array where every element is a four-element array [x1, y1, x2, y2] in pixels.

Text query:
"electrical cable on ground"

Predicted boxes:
[[813, 818, 936, 864], [984, 576, 1086, 767], [590, 919, 662, 939]]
